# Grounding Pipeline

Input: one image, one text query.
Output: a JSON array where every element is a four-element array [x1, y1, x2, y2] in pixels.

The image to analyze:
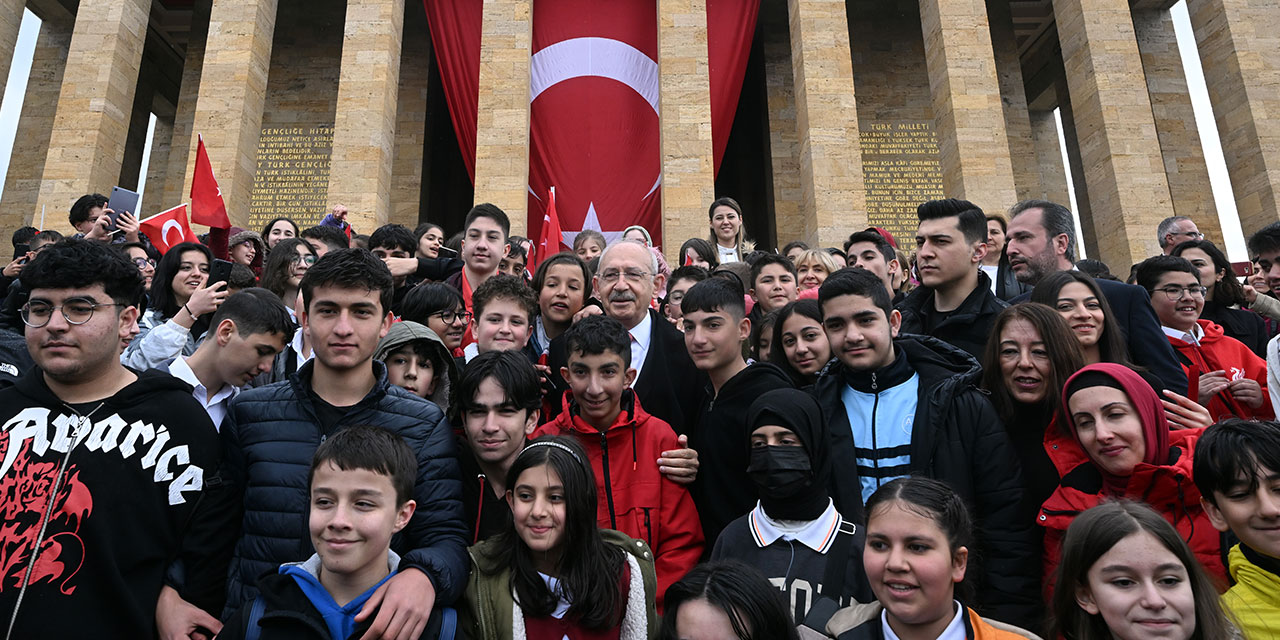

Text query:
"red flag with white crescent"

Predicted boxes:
[[536, 186, 565, 269], [527, 0, 661, 252], [190, 135, 230, 229], [139, 204, 197, 254]]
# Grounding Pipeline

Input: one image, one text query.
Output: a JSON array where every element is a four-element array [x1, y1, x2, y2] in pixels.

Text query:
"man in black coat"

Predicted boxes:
[[897, 199, 1008, 359], [814, 268, 1040, 629], [183, 249, 466, 638], [1006, 199, 1186, 392]]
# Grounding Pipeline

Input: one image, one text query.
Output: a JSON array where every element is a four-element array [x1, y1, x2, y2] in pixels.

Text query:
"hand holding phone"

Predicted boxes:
[[208, 259, 234, 289]]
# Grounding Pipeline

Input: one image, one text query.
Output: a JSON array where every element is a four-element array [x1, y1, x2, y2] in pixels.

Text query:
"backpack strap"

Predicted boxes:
[[244, 596, 266, 640]]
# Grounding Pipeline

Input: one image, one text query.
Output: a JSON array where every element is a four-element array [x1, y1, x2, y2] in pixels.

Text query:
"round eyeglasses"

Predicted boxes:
[[22, 298, 122, 328]]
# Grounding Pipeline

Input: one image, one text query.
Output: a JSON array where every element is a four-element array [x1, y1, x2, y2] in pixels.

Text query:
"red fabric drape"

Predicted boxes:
[[707, 0, 760, 176], [526, 0, 663, 249], [423, 0, 482, 183]]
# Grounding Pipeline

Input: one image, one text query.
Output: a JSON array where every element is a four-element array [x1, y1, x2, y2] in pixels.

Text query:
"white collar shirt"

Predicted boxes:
[[169, 356, 238, 431], [1162, 323, 1203, 346], [747, 498, 842, 553], [627, 310, 653, 378]]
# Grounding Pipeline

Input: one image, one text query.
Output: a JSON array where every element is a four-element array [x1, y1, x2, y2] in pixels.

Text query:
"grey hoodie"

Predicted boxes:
[[374, 321, 457, 415]]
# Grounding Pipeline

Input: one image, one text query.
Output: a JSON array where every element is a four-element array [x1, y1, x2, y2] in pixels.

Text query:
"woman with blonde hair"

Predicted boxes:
[[794, 248, 841, 292]]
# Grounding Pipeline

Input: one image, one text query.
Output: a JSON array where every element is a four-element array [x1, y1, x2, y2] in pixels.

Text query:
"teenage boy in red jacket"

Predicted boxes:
[[1136, 254, 1273, 421], [534, 314, 703, 609]]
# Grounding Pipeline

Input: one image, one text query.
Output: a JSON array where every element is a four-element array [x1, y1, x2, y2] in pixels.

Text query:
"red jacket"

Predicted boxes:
[[1039, 428, 1225, 594], [533, 390, 704, 610], [1167, 319, 1274, 421]]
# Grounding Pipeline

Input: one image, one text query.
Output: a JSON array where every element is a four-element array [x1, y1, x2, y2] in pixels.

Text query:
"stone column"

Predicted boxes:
[[1133, 8, 1222, 246], [986, 0, 1041, 203], [0, 15, 72, 235], [162, 0, 210, 209], [0, 0, 25, 113], [918, 0, 1017, 211], [656, 0, 716, 262], [1052, 0, 1173, 267], [326, 0, 404, 234], [389, 6, 430, 228], [472, 0, 532, 236], [35, 0, 151, 232], [1186, 0, 1280, 234], [762, 4, 802, 246], [182, 0, 277, 229], [1028, 109, 1072, 207], [787, 0, 864, 248]]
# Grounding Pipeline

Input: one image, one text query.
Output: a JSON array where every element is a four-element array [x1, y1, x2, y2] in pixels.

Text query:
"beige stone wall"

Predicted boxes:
[[1053, 0, 1173, 267], [987, 0, 1041, 203], [1029, 109, 1073, 207], [389, 6, 430, 229], [161, 0, 210, 211], [657, 0, 717, 263], [473, 0, 532, 236], [326, 0, 404, 234], [0, 16, 72, 235], [762, 3, 802, 247], [918, 0, 1017, 212], [35, 0, 151, 234]]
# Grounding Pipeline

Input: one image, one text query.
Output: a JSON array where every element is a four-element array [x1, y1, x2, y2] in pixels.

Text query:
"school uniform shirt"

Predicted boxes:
[[165, 355, 239, 431], [711, 499, 872, 623]]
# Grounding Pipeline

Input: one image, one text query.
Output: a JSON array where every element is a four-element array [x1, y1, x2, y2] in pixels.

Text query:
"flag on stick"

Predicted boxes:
[[191, 134, 230, 229], [140, 204, 197, 254], [535, 186, 564, 269]]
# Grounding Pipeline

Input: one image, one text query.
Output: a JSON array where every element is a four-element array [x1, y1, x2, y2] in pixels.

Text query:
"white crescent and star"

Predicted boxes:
[[529, 36, 661, 246]]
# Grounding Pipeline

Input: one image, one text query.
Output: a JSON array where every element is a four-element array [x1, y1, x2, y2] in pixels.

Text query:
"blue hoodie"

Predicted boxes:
[[279, 551, 400, 640]]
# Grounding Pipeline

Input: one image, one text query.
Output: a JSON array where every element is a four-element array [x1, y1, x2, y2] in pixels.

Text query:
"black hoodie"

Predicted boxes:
[[0, 367, 221, 638], [689, 361, 794, 547]]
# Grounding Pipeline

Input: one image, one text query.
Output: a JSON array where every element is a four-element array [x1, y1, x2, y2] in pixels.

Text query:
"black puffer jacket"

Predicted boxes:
[[811, 335, 1040, 629], [896, 270, 1008, 360], [216, 360, 467, 615]]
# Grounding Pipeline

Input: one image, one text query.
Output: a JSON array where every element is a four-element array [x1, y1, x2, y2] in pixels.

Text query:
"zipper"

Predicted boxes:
[[600, 432, 617, 530], [870, 377, 880, 492], [473, 474, 487, 544], [643, 507, 653, 544]]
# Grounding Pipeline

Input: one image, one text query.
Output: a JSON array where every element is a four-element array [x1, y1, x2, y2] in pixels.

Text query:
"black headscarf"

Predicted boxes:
[[746, 388, 832, 520]]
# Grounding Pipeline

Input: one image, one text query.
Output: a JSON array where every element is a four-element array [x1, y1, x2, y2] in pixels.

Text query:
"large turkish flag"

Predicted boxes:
[[527, 0, 662, 251]]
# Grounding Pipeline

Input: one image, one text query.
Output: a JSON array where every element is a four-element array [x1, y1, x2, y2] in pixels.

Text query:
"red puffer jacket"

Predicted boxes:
[[533, 389, 704, 610], [1038, 427, 1225, 593], [1167, 319, 1274, 421]]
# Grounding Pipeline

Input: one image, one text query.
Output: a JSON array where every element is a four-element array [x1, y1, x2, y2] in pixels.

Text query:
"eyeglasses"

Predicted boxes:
[[1173, 231, 1205, 240], [667, 291, 686, 305], [1152, 284, 1208, 300], [22, 298, 121, 328], [290, 254, 317, 267], [131, 257, 156, 270], [598, 269, 651, 284], [430, 310, 473, 325]]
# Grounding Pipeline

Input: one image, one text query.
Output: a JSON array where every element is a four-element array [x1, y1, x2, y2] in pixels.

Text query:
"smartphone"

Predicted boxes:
[[208, 259, 234, 288], [436, 245, 459, 258], [1232, 261, 1253, 278], [106, 186, 140, 231]]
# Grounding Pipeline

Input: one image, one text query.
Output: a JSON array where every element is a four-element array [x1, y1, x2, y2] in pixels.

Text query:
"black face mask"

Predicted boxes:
[[747, 445, 814, 499]]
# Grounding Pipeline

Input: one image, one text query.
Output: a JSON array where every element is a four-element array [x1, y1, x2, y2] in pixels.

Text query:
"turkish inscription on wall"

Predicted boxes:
[[860, 121, 945, 243], [249, 126, 333, 230]]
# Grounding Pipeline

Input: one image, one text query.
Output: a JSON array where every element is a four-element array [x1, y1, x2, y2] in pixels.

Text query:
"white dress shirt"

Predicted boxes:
[[168, 356, 238, 431], [1162, 323, 1204, 346], [628, 311, 653, 378]]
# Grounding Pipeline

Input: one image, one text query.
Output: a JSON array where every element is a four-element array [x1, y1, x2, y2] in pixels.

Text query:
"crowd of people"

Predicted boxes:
[[4, 192, 1280, 640]]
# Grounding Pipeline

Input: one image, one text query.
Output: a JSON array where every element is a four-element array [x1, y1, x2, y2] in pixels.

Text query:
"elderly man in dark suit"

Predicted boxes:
[[1005, 199, 1186, 392]]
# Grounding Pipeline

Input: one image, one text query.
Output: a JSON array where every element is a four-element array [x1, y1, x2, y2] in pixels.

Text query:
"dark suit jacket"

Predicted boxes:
[[544, 309, 706, 433], [1015, 277, 1187, 392]]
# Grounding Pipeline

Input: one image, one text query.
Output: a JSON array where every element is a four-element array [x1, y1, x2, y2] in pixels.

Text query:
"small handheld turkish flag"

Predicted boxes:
[[535, 186, 564, 270], [191, 134, 230, 229], [140, 204, 197, 254]]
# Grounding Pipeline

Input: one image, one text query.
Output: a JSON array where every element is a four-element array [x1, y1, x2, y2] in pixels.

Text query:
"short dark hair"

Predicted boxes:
[[843, 230, 895, 263], [228, 263, 257, 290], [1010, 199, 1077, 262], [563, 314, 630, 367], [1073, 259, 1117, 281], [659, 560, 800, 640], [11, 226, 37, 250], [464, 203, 510, 238], [210, 288, 295, 337], [471, 274, 537, 324], [69, 193, 108, 227], [450, 349, 542, 425], [368, 224, 416, 254], [1134, 254, 1199, 292], [681, 277, 745, 319], [300, 248, 395, 314], [781, 240, 809, 256], [668, 265, 709, 289], [678, 237, 719, 267], [300, 225, 350, 252], [818, 267, 892, 319], [1194, 419, 1280, 507], [504, 243, 527, 265], [20, 238, 144, 308], [309, 425, 417, 506], [1247, 222, 1280, 259], [30, 230, 64, 250], [399, 282, 464, 325], [531, 252, 590, 293], [750, 253, 797, 289], [917, 198, 987, 244]]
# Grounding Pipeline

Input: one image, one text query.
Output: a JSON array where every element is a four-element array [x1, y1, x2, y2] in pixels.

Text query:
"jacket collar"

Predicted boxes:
[[900, 270, 1001, 319], [748, 499, 842, 553], [559, 388, 645, 434]]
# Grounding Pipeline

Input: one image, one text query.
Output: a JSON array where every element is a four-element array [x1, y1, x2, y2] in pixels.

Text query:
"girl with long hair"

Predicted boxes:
[[529, 252, 589, 356], [1050, 500, 1236, 640], [260, 217, 299, 250], [259, 238, 317, 316], [414, 222, 446, 259], [811, 477, 1039, 639], [708, 197, 751, 263], [1172, 239, 1269, 356], [659, 560, 798, 640], [461, 436, 658, 639], [770, 299, 832, 387], [679, 237, 719, 270], [1039, 363, 1226, 591], [122, 241, 226, 369]]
